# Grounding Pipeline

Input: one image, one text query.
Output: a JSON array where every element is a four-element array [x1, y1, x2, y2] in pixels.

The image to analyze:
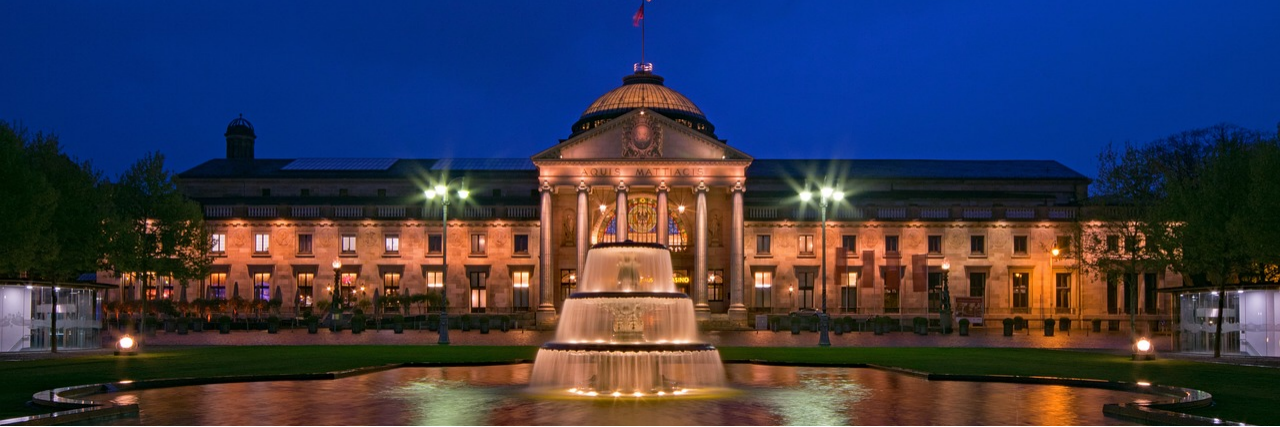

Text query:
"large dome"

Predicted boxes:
[[571, 71, 716, 138]]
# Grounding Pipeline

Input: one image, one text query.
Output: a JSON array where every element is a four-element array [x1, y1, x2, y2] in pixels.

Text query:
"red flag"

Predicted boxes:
[[633, 3, 644, 27]]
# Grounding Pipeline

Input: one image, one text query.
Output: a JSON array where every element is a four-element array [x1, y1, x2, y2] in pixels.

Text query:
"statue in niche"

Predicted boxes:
[[710, 212, 723, 245], [562, 209, 575, 245]]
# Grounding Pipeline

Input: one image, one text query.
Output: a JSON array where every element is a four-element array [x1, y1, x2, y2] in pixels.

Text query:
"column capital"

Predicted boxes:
[[656, 180, 670, 193], [577, 179, 589, 193], [616, 180, 629, 193], [540, 180, 553, 193], [695, 180, 709, 193], [732, 179, 746, 193]]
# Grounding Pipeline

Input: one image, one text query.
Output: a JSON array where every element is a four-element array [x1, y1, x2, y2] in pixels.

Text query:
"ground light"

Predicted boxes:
[[115, 335, 138, 356], [1133, 337, 1155, 361]]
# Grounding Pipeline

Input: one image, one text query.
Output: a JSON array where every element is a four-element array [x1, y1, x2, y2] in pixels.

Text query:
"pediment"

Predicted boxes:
[[532, 109, 752, 162]]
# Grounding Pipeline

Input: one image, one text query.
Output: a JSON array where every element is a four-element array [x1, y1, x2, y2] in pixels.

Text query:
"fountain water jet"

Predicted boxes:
[[529, 241, 726, 396]]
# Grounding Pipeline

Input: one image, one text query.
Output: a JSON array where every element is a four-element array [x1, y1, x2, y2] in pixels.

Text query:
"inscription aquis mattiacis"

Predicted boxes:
[[581, 167, 706, 177]]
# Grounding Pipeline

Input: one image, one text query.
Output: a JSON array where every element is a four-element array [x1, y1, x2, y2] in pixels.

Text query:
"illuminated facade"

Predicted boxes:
[[130, 70, 1182, 328]]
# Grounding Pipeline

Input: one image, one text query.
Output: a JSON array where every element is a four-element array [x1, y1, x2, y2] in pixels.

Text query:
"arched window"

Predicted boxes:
[[594, 197, 688, 250]]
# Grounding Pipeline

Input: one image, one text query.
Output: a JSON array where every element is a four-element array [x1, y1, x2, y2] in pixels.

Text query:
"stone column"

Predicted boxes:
[[615, 180, 629, 242], [657, 181, 670, 247], [576, 181, 589, 272], [694, 181, 710, 317], [536, 180, 557, 326], [729, 180, 747, 325]]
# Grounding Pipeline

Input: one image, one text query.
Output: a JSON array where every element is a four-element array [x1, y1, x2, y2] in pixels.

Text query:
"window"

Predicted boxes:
[[927, 235, 942, 254], [1012, 272, 1030, 312], [841, 235, 857, 254], [424, 269, 443, 290], [928, 271, 945, 313], [1055, 272, 1071, 312], [708, 269, 725, 302], [884, 287, 900, 313], [341, 234, 357, 254], [753, 270, 773, 309], [514, 234, 529, 255], [1055, 235, 1072, 255], [427, 234, 443, 255], [798, 235, 814, 256], [338, 188, 349, 197], [252, 271, 271, 301], [339, 272, 358, 306], [377, 189, 387, 197], [297, 233, 313, 255], [211, 233, 226, 254], [383, 272, 401, 297], [1107, 274, 1121, 314], [512, 270, 531, 311], [885, 235, 899, 254], [796, 270, 816, 308], [261, 188, 271, 197], [880, 266, 906, 313], [1125, 235, 1141, 254], [559, 269, 577, 308], [384, 234, 400, 254], [301, 188, 310, 197], [969, 235, 985, 256], [1106, 235, 1121, 253], [756, 235, 772, 255], [254, 232, 270, 254], [296, 272, 314, 308], [969, 272, 987, 298], [492, 189, 502, 197], [207, 272, 227, 300], [470, 234, 487, 255], [841, 271, 858, 312], [1013, 236, 1028, 255], [469, 270, 488, 313]]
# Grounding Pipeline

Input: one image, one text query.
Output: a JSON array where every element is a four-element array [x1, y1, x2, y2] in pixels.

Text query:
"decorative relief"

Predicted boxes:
[[621, 111, 663, 158], [903, 229, 924, 253], [273, 228, 293, 251], [232, 231, 246, 249]]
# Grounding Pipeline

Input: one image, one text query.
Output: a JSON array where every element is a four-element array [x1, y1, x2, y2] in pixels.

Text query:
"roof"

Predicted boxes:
[[180, 158, 1087, 182], [581, 72, 705, 119], [746, 159, 1090, 181]]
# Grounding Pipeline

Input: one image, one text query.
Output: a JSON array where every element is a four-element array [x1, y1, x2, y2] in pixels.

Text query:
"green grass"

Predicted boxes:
[[1, 346, 1275, 425]]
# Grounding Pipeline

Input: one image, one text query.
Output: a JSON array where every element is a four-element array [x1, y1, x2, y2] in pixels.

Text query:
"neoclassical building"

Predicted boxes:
[[159, 69, 1179, 329]]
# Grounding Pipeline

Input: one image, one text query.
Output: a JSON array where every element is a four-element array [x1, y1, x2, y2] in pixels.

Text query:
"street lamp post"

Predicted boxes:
[[941, 260, 953, 334], [331, 259, 341, 332], [800, 185, 843, 347], [1042, 246, 1060, 321], [426, 180, 468, 345]]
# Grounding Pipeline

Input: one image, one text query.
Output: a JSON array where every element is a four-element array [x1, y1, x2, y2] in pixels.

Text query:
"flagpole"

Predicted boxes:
[[641, 3, 646, 68]]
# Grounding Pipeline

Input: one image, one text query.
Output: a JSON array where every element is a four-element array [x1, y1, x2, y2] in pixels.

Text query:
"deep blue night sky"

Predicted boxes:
[[4, 1, 1278, 179]]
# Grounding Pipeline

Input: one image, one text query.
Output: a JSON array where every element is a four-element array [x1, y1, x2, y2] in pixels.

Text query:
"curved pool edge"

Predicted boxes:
[[2, 359, 1243, 426], [0, 360, 533, 426]]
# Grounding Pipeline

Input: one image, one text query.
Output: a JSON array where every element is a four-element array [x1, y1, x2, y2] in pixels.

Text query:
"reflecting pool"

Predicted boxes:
[[90, 364, 1146, 426]]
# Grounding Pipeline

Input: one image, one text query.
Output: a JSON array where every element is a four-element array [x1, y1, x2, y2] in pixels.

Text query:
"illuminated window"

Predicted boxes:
[[753, 270, 773, 309], [341, 234, 357, 254], [383, 272, 401, 297], [254, 233, 270, 254], [1106, 235, 1120, 253], [512, 270, 531, 310], [252, 271, 271, 301], [385, 234, 400, 254], [469, 270, 488, 313], [928, 271, 945, 313], [1012, 272, 1030, 311], [340, 272, 358, 305], [211, 233, 226, 254], [559, 269, 577, 309], [841, 271, 858, 312], [1056, 272, 1072, 311], [424, 269, 443, 290], [207, 272, 227, 300], [798, 235, 814, 256], [708, 269, 724, 302], [296, 272, 314, 308], [470, 234, 487, 255]]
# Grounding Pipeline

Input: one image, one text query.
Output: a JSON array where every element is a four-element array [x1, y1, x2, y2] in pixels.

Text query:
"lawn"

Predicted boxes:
[[0, 346, 1273, 425]]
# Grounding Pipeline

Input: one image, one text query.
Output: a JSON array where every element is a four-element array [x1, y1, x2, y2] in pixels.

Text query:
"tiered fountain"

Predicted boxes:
[[529, 241, 726, 397]]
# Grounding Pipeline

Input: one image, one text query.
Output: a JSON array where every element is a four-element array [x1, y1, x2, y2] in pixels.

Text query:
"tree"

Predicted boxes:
[[0, 122, 57, 277], [103, 152, 211, 320]]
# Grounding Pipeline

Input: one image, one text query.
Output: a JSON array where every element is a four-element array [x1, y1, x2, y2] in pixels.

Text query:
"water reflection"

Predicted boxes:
[[90, 364, 1144, 426]]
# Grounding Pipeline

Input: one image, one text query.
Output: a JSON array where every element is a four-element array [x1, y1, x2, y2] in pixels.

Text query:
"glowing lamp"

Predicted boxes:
[[115, 335, 138, 356], [677, 205, 686, 214], [1133, 337, 1155, 361], [457, 189, 469, 199], [799, 191, 812, 202], [425, 189, 436, 199], [942, 261, 950, 271], [332, 259, 342, 270], [434, 184, 447, 194], [1051, 247, 1061, 257], [599, 204, 607, 213]]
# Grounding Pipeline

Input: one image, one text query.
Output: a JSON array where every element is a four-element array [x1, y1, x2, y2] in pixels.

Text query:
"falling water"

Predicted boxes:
[[529, 242, 726, 396]]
